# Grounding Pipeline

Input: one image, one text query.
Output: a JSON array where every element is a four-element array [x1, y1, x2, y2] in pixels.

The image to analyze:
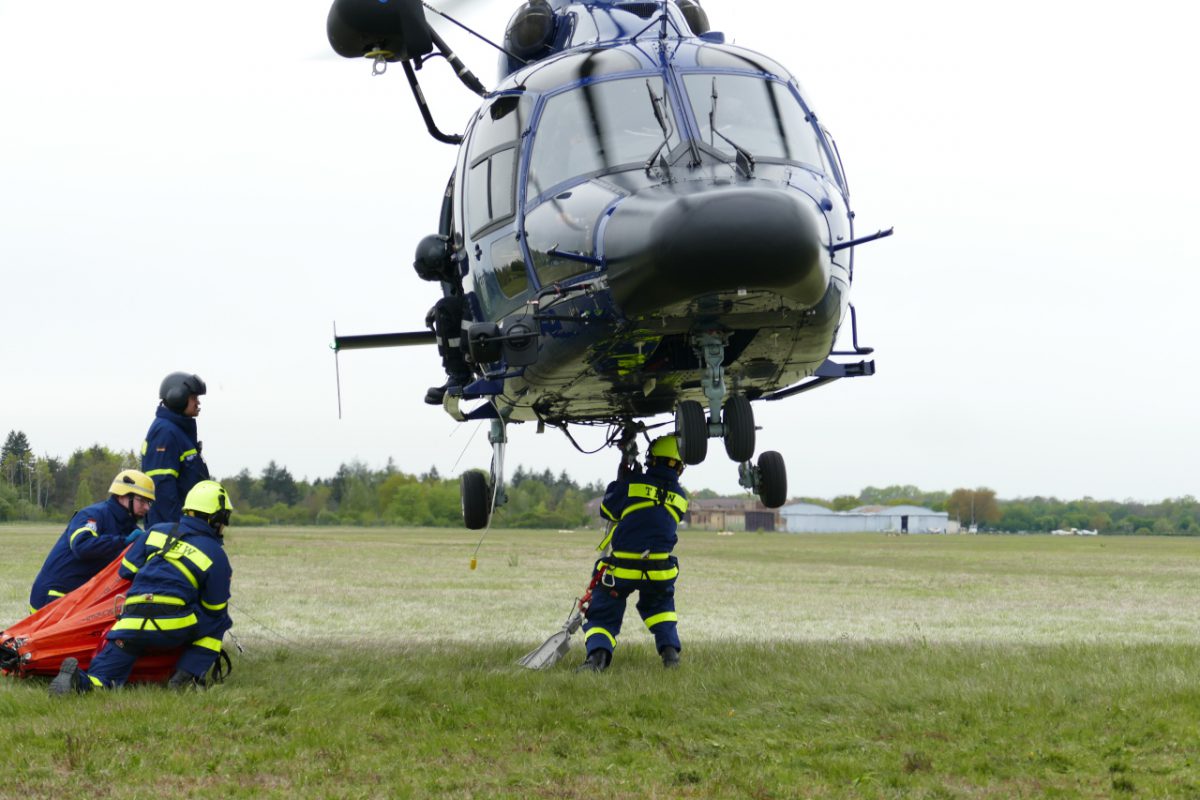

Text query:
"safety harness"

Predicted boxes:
[[595, 480, 688, 581]]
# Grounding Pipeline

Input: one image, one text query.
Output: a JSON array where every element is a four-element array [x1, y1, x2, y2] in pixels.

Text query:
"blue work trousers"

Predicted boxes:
[[84, 606, 230, 687], [582, 558, 680, 657]]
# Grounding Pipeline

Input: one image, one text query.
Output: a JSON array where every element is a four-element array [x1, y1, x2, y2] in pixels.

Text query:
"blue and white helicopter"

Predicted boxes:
[[328, 0, 891, 528]]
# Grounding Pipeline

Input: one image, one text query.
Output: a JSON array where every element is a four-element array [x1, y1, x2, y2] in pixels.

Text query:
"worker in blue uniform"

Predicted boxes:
[[50, 480, 234, 694], [28, 470, 156, 613], [142, 371, 210, 527], [579, 435, 689, 672]]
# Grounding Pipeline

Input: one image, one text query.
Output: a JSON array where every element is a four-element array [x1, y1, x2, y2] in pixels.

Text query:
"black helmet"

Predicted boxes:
[[160, 372, 207, 413]]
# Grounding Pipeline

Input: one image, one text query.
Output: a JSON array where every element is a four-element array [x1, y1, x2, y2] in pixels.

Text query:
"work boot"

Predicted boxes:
[[424, 383, 449, 405], [424, 373, 472, 405], [49, 657, 87, 696], [660, 646, 681, 669], [167, 668, 204, 690], [576, 649, 610, 673]]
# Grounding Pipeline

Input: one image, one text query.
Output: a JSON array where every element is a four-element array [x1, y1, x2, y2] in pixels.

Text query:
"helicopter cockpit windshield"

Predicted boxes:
[[681, 73, 828, 172], [527, 76, 681, 200]]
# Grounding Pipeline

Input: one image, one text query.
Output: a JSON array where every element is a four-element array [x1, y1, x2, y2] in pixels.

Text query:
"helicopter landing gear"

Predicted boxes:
[[675, 400, 708, 464], [722, 394, 755, 462], [739, 450, 788, 509], [675, 332, 758, 465], [461, 417, 508, 530], [461, 470, 490, 529]]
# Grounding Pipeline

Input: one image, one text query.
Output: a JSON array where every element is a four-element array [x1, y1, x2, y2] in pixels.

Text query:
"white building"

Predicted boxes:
[[780, 503, 953, 534]]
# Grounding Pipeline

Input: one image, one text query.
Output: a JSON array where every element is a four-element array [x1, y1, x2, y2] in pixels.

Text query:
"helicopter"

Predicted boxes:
[[327, 0, 891, 529]]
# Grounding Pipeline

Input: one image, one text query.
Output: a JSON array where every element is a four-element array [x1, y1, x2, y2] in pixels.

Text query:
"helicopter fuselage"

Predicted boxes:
[[447, 3, 855, 427]]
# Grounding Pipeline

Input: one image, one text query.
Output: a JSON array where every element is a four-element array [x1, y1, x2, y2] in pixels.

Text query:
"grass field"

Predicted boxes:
[[3, 525, 1200, 798]]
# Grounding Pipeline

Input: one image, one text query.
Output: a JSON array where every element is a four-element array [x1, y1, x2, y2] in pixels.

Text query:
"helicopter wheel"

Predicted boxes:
[[722, 394, 755, 462], [675, 400, 708, 465], [461, 470, 491, 530], [756, 451, 788, 509]]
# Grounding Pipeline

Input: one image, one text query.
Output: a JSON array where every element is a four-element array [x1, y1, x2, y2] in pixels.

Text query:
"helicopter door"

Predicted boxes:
[[461, 94, 534, 320]]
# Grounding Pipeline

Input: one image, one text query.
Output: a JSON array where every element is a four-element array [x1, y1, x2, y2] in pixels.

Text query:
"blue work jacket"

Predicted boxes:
[[29, 497, 139, 610], [599, 464, 689, 555], [141, 405, 209, 527], [119, 516, 232, 625]]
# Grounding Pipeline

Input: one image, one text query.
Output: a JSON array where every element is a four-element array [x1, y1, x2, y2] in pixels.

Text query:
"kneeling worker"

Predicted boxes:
[[50, 480, 234, 694], [29, 470, 156, 613]]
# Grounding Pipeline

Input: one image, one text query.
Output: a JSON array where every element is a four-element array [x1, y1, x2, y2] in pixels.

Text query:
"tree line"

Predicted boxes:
[[2, 431, 1197, 533], [0, 431, 604, 529]]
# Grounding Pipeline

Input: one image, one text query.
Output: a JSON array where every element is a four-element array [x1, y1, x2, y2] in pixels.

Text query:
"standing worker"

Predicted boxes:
[[50, 480, 234, 694], [28, 470, 156, 612], [578, 435, 689, 672], [142, 372, 210, 527]]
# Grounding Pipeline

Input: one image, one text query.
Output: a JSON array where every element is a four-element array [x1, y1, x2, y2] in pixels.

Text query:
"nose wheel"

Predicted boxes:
[[722, 394, 755, 462], [675, 331, 758, 465], [675, 400, 708, 464], [674, 332, 786, 508], [675, 393, 756, 465]]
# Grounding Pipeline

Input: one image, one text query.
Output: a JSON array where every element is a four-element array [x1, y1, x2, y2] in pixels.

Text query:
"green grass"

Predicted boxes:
[[4, 525, 1200, 798]]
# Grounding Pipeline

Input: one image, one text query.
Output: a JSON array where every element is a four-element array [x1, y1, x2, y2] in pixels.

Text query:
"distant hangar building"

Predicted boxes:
[[780, 503, 954, 534]]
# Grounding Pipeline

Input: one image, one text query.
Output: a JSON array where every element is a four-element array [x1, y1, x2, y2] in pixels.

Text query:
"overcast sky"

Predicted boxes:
[[1, 0, 1197, 502]]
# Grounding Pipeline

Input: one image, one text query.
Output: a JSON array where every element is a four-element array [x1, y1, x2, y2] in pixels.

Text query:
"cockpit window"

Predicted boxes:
[[527, 76, 680, 199], [682, 74, 825, 169]]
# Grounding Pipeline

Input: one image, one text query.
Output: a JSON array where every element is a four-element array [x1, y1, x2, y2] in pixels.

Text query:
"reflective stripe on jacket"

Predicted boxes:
[[119, 516, 232, 624], [141, 406, 209, 527], [29, 497, 138, 610], [597, 464, 688, 555]]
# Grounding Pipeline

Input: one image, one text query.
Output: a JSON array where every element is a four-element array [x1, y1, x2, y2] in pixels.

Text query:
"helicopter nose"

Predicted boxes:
[[604, 187, 829, 318]]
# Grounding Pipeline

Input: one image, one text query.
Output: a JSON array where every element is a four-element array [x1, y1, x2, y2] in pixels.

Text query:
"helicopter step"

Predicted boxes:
[[674, 331, 757, 465]]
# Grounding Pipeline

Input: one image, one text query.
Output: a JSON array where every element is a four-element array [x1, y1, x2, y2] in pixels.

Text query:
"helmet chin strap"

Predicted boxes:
[[122, 494, 144, 523]]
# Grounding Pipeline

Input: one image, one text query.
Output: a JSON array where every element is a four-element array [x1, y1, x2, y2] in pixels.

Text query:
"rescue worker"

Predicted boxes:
[[50, 480, 234, 694], [142, 371, 210, 527], [423, 295, 474, 405], [28, 470, 156, 613], [413, 230, 474, 406], [579, 435, 689, 672]]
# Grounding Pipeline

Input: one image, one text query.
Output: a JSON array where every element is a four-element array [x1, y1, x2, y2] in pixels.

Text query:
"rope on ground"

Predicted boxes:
[[229, 602, 304, 650]]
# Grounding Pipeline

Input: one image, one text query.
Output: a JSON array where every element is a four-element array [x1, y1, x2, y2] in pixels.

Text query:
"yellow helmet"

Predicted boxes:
[[648, 435, 682, 463], [183, 480, 234, 523], [109, 470, 156, 502]]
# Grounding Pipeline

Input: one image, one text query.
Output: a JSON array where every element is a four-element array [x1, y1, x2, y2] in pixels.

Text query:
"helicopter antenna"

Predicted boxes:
[[421, 2, 529, 66], [332, 321, 344, 420]]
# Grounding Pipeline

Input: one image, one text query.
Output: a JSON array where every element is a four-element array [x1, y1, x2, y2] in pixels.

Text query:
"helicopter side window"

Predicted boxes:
[[491, 236, 529, 300], [820, 124, 849, 194], [527, 76, 680, 200], [682, 74, 825, 169], [467, 147, 517, 226], [471, 95, 526, 156], [465, 95, 530, 237]]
